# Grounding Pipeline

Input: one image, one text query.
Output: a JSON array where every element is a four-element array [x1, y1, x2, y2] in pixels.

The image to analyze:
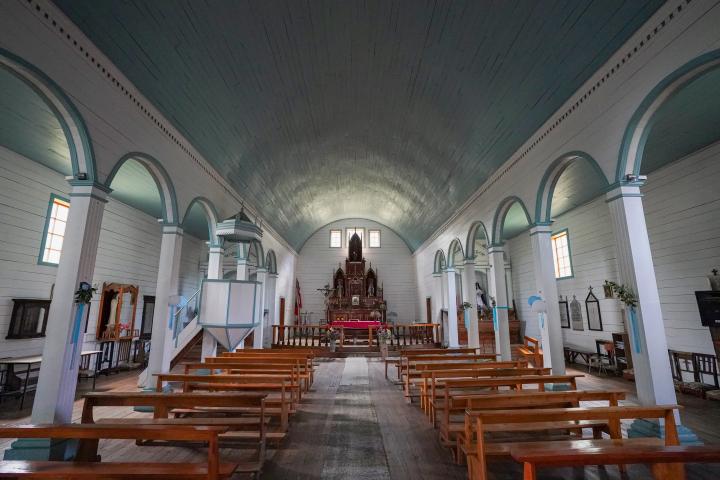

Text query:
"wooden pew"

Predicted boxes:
[[182, 362, 304, 397], [422, 367, 551, 421], [155, 373, 293, 432], [204, 357, 313, 391], [387, 348, 485, 379], [466, 405, 681, 480], [402, 359, 527, 399], [513, 443, 720, 480], [81, 391, 269, 460], [0, 423, 236, 479], [452, 390, 627, 460], [219, 351, 316, 384], [517, 336, 543, 367]]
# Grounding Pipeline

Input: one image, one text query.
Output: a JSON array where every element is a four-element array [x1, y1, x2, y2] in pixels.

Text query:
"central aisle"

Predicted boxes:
[[263, 357, 466, 479]]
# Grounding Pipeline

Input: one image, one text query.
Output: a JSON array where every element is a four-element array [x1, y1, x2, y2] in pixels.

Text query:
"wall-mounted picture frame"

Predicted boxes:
[[586, 287, 603, 331], [570, 295, 584, 331], [351, 295, 360, 306], [559, 296, 570, 329]]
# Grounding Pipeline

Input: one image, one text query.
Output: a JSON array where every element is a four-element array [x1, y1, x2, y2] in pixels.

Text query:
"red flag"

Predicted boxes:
[[294, 279, 302, 318]]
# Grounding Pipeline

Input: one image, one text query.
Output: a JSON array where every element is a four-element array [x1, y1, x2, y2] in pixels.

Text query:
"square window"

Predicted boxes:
[[368, 229, 381, 248], [40, 195, 70, 265], [330, 229, 342, 248], [551, 230, 573, 279]]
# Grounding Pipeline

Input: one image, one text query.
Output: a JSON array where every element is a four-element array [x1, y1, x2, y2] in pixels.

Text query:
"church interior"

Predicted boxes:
[[2, 0, 720, 478]]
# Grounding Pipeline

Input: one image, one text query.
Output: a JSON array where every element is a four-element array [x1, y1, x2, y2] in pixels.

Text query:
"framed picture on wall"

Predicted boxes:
[[586, 287, 603, 331], [570, 295, 584, 331], [559, 297, 570, 329], [351, 295, 360, 306]]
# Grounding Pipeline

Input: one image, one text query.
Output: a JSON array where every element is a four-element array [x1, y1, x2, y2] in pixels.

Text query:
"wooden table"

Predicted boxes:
[[0, 351, 102, 409]]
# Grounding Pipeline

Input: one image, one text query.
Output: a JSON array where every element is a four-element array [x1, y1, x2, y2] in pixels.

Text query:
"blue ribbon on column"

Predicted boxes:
[[69, 303, 85, 369], [538, 312, 545, 330], [492, 306, 510, 332], [628, 307, 641, 353]]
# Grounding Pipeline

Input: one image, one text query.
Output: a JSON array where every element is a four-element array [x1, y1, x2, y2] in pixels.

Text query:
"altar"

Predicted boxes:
[[326, 233, 387, 329]]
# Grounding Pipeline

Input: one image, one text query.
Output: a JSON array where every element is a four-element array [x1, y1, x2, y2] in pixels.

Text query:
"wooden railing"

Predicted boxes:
[[272, 323, 441, 350]]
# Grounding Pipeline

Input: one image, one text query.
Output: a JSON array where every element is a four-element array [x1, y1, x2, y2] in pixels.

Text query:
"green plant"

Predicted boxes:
[[603, 281, 637, 308], [376, 327, 393, 342], [74, 282, 97, 304], [462, 301, 473, 309], [326, 327, 341, 342]]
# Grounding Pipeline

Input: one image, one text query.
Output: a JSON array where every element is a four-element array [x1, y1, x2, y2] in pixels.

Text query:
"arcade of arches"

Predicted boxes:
[[1, 1, 720, 478]]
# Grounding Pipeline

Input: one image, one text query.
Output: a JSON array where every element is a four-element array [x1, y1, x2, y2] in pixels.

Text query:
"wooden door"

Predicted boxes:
[[426, 297, 432, 323], [278, 297, 285, 342]]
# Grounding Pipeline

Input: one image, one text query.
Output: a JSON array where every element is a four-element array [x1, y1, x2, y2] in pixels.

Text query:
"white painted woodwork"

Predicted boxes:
[[296, 219, 418, 325], [463, 259, 480, 348], [529, 226, 566, 374], [31, 183, 107, 424], [253, 268, 267, 348], [445, 268, 459, 348], [488, 247, 511, 360]]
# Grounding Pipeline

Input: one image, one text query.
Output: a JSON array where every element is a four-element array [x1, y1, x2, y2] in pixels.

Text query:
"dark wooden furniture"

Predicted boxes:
[[517, 336, 543, 367], [0, 423, 236, 479], [6, 299, 50, 339], [563, 344, 595, 365], [612, 332, 633, 374], [95, 282, 139, 340]]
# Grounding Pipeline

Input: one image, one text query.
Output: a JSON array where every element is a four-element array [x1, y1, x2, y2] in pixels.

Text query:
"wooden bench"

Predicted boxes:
[[0, 423, 237, 479], [517, 336, 543, 367], [422, 367, 551, 421], [513, 442, 720, 480], [388, 348, 485, 380], [219, 351, 316, 384], [204, 357, 313, 391], [452, 390, 627, 461], [155, 373, 293, 432], [465, 405, 681, 480], [183, 362, 305, 397], [81, 391, 269, 458]]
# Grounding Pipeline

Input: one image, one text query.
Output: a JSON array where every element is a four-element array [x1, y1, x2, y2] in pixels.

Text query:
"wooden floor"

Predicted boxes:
[[2, 359, 720, 479]]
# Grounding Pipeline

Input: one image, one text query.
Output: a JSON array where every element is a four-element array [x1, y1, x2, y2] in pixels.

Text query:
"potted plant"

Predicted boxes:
[[376, 326, 393, 358], [603, 280, 615, 299], [326, 327, 341, 352], [604, 281, 640, 360]]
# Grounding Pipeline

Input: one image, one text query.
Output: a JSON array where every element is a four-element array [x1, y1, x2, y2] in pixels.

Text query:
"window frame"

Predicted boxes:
[[6, 299, 51, 339], [346, 227, 365, 247], [329, 229, 342, 248], [368, 229, 381, 248], [551, 228, 574, 280], [38, 193, 70, 267]]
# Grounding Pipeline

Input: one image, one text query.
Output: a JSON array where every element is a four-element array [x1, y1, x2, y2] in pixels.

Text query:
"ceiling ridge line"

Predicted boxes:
[[413, 0, 691, 257], [25, 0, 297, 256]]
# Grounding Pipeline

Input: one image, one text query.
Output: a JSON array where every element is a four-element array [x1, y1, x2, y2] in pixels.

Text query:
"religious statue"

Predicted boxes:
[[349, 233, 362, 261], [368, 283, 375, 297], [336, 279, 344, 298]]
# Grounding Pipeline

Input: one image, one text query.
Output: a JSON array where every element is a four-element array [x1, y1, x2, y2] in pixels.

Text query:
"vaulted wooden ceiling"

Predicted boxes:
[[54, 0, 665, 251]]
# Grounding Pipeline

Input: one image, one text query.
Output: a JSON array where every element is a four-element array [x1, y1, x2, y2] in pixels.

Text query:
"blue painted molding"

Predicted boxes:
[[534, 151, 610, 224], [491, 196, 532, 245], [446, 238, 465, 268], [0, 48, 97, 183], [104, 152, 179, 224], [465, 221, 490, 262], [616, 49, 720, 183], [182, 196, 220, 242]]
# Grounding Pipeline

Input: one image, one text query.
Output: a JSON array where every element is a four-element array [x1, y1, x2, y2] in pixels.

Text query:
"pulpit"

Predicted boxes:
[[327, 233, 387, 328]]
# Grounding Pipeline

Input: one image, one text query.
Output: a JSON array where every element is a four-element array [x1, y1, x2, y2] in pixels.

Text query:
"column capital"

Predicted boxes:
[[161, 224, 183, 235], [432, 272, 442, 278], [606, 184, 644, 203], [529, 224, 553, 236], [69, 182, 111, 202], [268, 272, 279, 279], [256, 267, 268, 274], [463, 258, 476, 266], [208, 239, 225, 249], [209, 246, 224, 254], [444, 267, 456, 274], [237, 257, 249, 266], [488, 245, 504, 254]]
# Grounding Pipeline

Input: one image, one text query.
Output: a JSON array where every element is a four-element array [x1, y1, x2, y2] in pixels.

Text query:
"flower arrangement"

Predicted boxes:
[[603, 281, 637, 308], [74, 282, 97, 304], [369, 310, 382, 320], [376, 326, 393, 343], [326, 327, 341, 342], [462, 301, 473, 310]]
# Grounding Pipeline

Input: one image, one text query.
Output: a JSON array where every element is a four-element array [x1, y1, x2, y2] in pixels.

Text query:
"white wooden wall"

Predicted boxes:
[[296, 219, 418, 325], [506, 141, 720, 355]]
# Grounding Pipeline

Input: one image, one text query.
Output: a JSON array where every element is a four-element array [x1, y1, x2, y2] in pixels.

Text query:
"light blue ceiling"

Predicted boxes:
[[0, 67, 71, 175], [642, 67, 720, 174], [54, 0, 664, 251], [108, 158, 163, 222], [550, 159, 608, 218]]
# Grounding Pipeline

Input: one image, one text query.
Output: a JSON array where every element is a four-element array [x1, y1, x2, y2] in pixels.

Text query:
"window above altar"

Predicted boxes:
[[346, 227, 364, 247], [368, 229, 381, 248], [330, 229, 342, 248]]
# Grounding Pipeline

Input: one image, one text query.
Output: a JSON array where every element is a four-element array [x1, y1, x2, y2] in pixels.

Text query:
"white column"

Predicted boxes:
[[236, 258, 249, 281], [432, 273, 443, 343], [463, 259, 480, 348], [201, 243, 224, 360], [31, 183, 108, 424], [253, 268, 268, 348], [606, 184, 677, 407], [529, 226, 565, 374], [144, 226, 183, 386], [445, 268, 459, 348], [488, 246, 511, 360], [263, 273, 278, 348]]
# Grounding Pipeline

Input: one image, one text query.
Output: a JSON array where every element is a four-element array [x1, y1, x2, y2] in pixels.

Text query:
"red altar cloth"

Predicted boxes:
[[330, 320, 383, 329]]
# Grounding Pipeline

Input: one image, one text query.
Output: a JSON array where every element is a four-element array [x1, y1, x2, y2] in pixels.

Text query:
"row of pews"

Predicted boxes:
[[0, 348, 320, 479], [388, 347, 720, 480]]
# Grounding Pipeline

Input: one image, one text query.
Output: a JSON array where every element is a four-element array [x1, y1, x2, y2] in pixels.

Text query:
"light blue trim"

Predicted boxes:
[[182, 196, 220, 242], [446, 238, 465, 268], [37, 193, 70, 267], [433, 249, 447, 275], [265, 250, 278, 274], [534, 151, 610, 224], [465, 221, 490, 261], [616, 49, 720, 182], [491, 196, 532, 244], [0, 48, 97, 182], [551, 228, 574, 280], [296, 217, 415, 253], [104, 152, 179, 224]]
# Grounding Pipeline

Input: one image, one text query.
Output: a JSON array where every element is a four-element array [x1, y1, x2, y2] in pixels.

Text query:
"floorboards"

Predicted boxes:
[[1, 361, 720, 479]]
